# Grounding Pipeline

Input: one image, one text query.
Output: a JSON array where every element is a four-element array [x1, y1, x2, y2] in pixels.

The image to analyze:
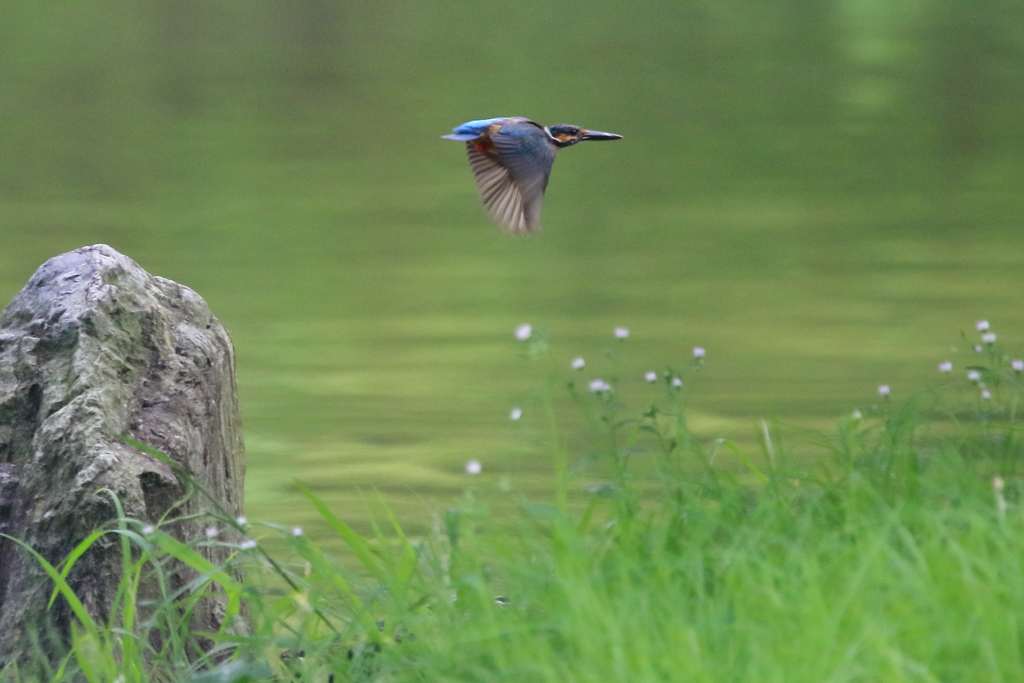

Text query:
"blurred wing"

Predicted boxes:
[[490, 122, 556, 232], [466, 144, 537, 234]]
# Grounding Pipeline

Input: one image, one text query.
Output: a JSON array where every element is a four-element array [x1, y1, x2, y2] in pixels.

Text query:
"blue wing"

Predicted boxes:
[[458, 119, 555, 234], [486, 121, 555, 233]]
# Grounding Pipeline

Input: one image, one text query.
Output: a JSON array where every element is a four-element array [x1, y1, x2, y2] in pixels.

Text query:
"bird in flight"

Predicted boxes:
[[443, 117, 622, 234]]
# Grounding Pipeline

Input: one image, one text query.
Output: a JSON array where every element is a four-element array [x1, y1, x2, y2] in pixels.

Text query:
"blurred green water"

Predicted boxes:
[[2, 0, 1023, 539]]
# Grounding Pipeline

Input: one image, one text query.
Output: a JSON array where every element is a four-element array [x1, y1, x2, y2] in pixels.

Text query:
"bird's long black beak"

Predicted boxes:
[[580, 129, 622, 141]]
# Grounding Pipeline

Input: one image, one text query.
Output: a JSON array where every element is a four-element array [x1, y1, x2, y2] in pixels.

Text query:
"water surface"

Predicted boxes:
[[2, 1, 1022, 539]]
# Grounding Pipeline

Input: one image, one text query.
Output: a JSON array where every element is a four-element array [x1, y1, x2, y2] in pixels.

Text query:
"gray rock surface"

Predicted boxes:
[[0, 244, 245, 666]]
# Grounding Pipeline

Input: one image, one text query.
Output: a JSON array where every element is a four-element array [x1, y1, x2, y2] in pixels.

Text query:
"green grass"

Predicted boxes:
[[5, 331, 1024, 682]]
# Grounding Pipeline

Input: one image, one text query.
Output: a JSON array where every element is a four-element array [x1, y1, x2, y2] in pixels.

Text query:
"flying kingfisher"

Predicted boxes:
[[443, 117, 622, 234]]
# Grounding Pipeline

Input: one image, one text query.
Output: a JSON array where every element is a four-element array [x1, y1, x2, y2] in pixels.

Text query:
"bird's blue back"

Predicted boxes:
[[450, 117, 518, 138]]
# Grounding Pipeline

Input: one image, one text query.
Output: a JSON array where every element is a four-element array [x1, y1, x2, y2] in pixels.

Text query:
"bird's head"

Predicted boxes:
[[545, 124, 622, 148]]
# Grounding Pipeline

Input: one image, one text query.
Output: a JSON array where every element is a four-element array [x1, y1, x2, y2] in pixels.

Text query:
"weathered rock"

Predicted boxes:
[[0, 244, 245, 666]]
